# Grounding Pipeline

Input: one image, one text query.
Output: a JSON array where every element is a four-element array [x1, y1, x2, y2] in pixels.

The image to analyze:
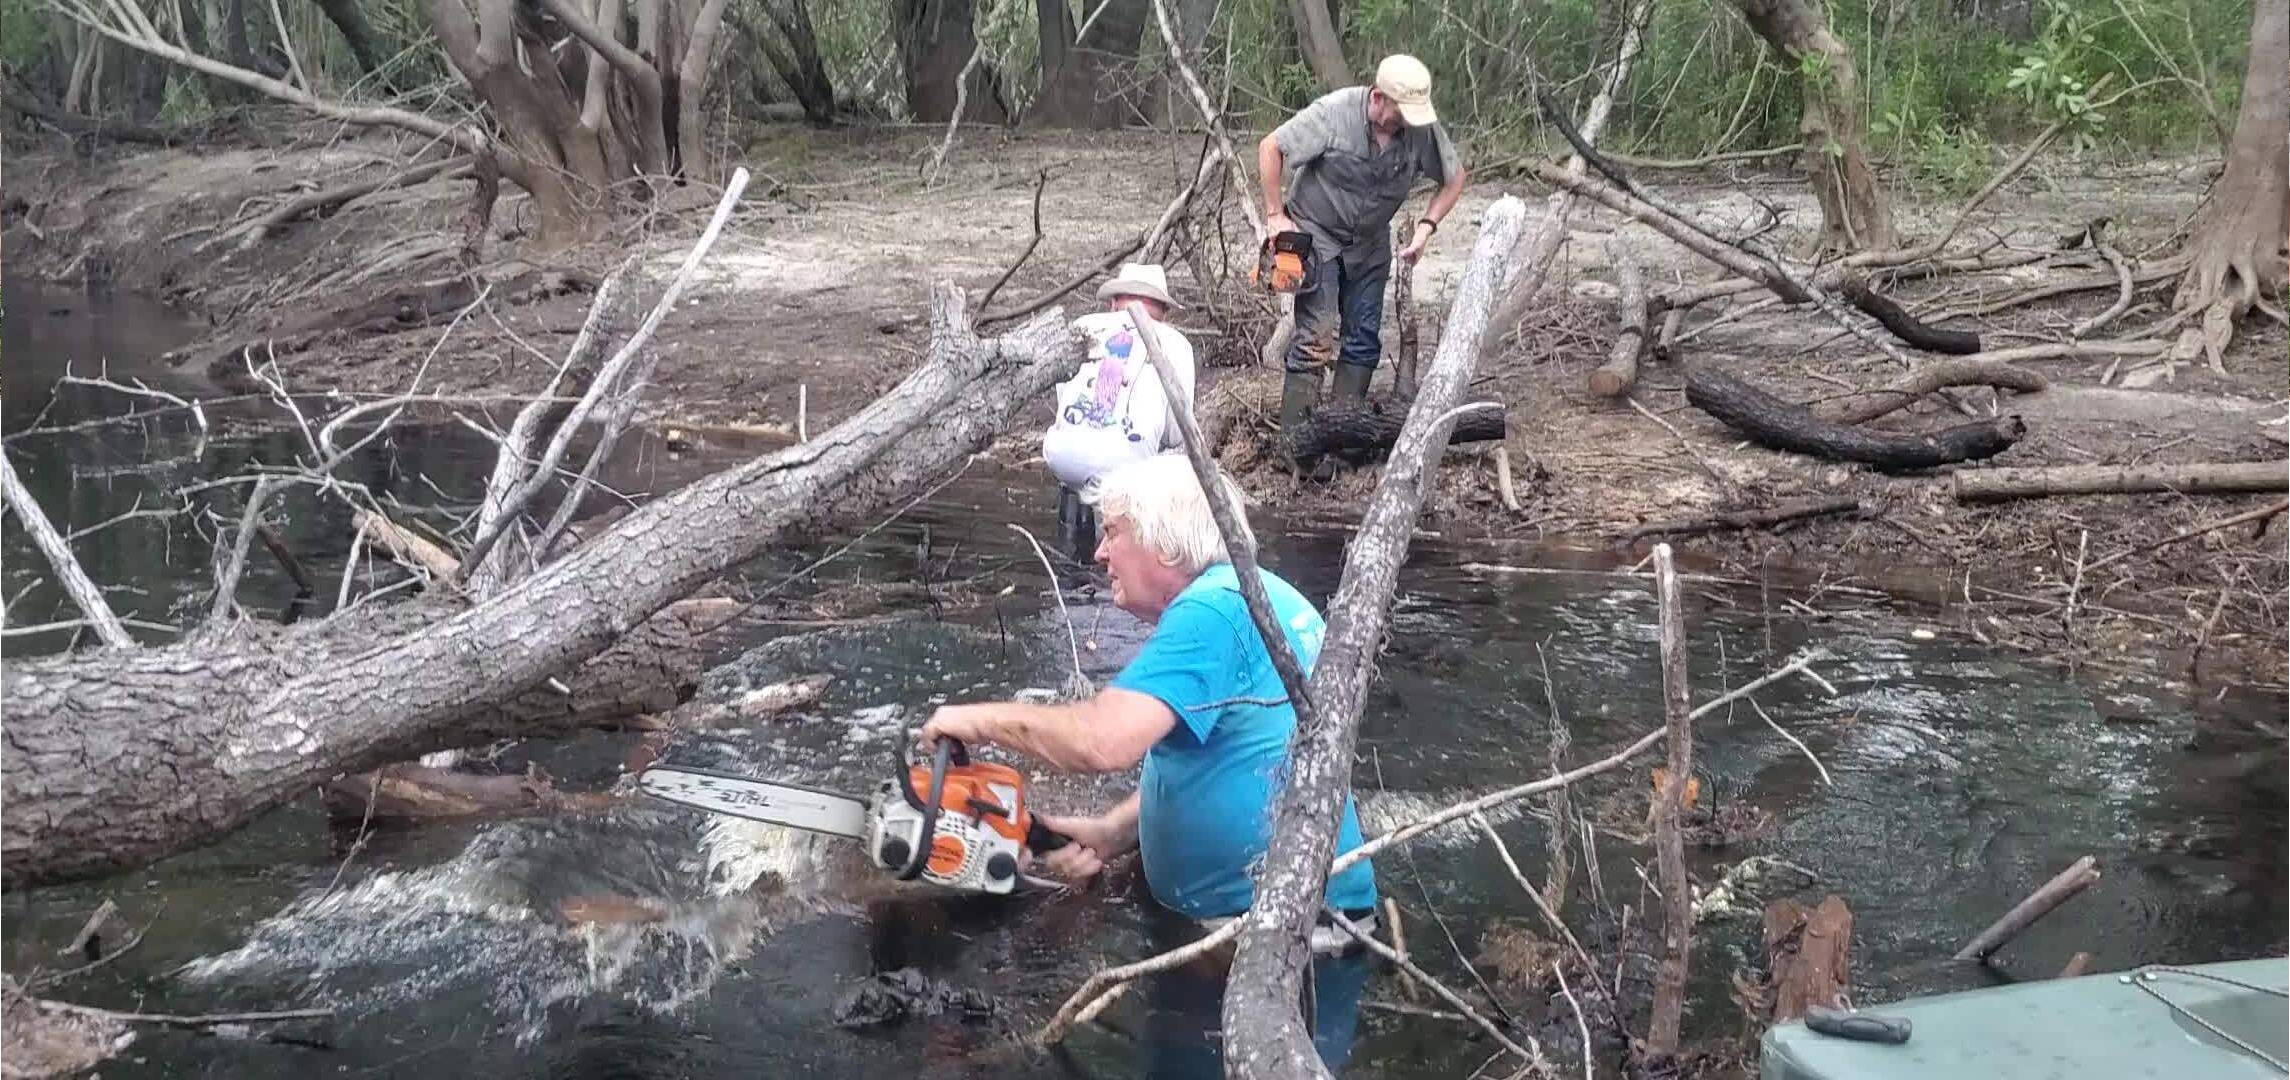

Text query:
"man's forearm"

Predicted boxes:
[[1257, 135, 1287, 217], [975, 700, 1114, 773], [1424, 169, 1467, 227], [1102, 791, 1142, 850]]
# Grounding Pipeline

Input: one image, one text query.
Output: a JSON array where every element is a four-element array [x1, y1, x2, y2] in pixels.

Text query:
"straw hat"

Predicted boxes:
[[1095, 263, 1178, 308]]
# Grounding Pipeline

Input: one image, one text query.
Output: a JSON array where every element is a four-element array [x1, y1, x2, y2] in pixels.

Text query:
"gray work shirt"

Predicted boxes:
[[1273, 86, 1461, 272]]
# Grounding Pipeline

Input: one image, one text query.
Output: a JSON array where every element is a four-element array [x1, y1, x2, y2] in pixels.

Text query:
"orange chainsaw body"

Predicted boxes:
[[1253, 230, 1315, 293], [872, 757, 1048, 893]]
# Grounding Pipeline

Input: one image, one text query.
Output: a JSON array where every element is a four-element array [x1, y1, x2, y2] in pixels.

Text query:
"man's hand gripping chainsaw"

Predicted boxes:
[[635, 736, 1068, 895], [1252, 230, 1315, 294]]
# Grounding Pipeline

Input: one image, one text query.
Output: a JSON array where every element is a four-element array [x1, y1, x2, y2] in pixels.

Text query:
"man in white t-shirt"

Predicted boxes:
[[1041, 263, 1198, 567]]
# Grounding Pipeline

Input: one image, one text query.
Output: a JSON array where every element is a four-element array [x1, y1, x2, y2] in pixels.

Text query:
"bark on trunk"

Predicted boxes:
[[2170, 0, 2289, 369], [1763, 895, 1853, 1021], [1589, 233, 1648, 397], [1728, 0, 1896, 252], [1289, 403, 1505, 461], [754, 0, 835, 125], [1952, 461, 2289, 502], [1027, 0, 1148, 128], [308, 0, 386, 75], [1, 287, 1073, 887], [1222, 197, 1527, 1079], [892, 0, 1006, 124], [1287, 0, 1351, 91], [1686, 367, 2025, 472]]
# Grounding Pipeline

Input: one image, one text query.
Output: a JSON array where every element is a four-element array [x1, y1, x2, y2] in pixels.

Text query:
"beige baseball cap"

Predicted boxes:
[[1375, 54, 1437, 127]]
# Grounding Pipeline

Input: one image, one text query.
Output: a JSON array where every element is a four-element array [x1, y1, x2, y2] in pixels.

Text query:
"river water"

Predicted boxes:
[[3, 280, 2282, 1077]]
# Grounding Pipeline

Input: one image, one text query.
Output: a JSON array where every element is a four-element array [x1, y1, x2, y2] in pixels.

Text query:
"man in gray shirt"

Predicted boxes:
[[1258, 54, 1469, 432]]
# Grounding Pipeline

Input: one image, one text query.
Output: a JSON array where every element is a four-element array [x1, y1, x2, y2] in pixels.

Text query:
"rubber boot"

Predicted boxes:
[[1331, 362, 1374, 407], [1054, 488, 1098, 588], [1279, 370, 1323, 432]]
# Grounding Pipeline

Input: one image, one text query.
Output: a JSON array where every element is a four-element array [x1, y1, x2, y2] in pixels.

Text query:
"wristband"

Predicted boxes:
[[1417, 219, 1439, 235]]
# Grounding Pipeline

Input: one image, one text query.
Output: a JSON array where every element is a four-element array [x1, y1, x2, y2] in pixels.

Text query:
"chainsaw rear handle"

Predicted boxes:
[[891, 736, 959, 880]]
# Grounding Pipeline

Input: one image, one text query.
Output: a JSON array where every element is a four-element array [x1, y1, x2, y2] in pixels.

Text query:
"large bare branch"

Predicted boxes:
[[534, 0, 670, 175], [0, 450, 134, 649], [458, 170, 751, 582], [1222, 197, 1527, 1079]]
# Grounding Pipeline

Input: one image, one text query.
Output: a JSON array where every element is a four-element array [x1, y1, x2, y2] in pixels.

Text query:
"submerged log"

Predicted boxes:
[[1953, 461, 2289, 502], [1291, 402, 1507, 462], [1687, 367, 2024, 472], [2, 286, 1075, 887], [1763, 894, 1854, 1022]]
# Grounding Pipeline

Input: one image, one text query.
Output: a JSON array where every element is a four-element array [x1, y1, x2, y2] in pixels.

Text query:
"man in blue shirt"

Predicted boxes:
[[920, 453, 1377, 1071]]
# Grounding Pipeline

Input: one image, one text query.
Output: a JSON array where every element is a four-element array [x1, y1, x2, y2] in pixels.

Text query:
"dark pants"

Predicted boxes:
[[1285, 249, 1389, 376], [1141, 905, 1372, 1078]]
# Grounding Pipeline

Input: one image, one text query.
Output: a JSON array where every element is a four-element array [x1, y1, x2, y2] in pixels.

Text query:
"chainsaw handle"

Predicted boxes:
[[893, 736, 958, 881], [1025, 819, 1072, 854]]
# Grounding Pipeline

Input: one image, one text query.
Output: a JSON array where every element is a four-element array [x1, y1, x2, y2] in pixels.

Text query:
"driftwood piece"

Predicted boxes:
[[0, 450, 134, 648], [2058, 952, 2094, 979], [1590, 234, 1647, 398], [1955, 461, 2288, 501], [1687, 368, 2025, 472], [1393, 221, 1421, 400], [1826, 360, 2048, 425], [1763, 895, 1854, 1021], [1840, 276, 1981, 354], [1290, 402, 1507, 461], [1624, 496, 1862, 542], [353, 508, 462, 583], [1955, 856, 2100, 961]]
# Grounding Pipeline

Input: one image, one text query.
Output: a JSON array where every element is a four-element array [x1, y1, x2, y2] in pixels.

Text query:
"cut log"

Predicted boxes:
[[1954, 462, 2289, 502], [1, 286, 1075, 887], [1840, 277, 1981, 354], [1289, 402, 1507, 461], [1763, 894, 1854, 1022], [1687, 367, 2026, 472], [1825, 360, 2048, 425], [1623, 496, 1862, 542], [1589, 234, 1647, 398], [1955, 856, 2100, 962]]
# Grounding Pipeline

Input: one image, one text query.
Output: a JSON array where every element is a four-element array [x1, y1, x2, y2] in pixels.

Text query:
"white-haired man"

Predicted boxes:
[[920, 453, 1376, 1070]]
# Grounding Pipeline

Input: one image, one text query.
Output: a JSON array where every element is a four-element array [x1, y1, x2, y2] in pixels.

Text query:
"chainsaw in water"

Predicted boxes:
[[635, 737, 1068, 895]]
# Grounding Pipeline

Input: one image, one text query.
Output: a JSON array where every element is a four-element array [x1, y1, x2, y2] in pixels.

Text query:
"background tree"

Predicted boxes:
[[1726, 0, 1897, 251], [2168, 0, 2287, 367]]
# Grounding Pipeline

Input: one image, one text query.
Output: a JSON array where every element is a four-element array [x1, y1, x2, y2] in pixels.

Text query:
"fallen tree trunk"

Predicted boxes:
[[1589, 233, 1647, 398], [1839, 276, 1980, 354], [1825, 360, 2047, 425], [1951, 459, 2290, 501], [1953, 461, 2288, 502], [1289, 403, 1506, 461], [1763, 895, 1854, 1021], [1624, 496, 1862, 542], [1686, 367, 2025, 472], [1224, 196, 1528, 1079], [2, 287, 1073, 886]]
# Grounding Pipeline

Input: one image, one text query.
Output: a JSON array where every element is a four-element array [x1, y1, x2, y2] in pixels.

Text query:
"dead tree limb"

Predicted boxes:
[[1953, 461, 2288, 501], [1644, 543, 1693, 1058], [1955, 856, 2100, 961], [980, 168, 1051, 310], [233, 155, 472, 250], [1826, 360, 2048, 425], [0, 450, 133, 648], [1222, 197, 1527, 1080], [1624, 497, 1862, 543], [1590, 233, 1648, 397], [2073, 241, 2136, 339], [1687, 367, 2026, 472], [1839, 277, 1981, 354], [458, 170, 750, 584], [1483, 0, 1654, 354], [1393, 221, 1421, 399], [1, 285, 1076, 887]]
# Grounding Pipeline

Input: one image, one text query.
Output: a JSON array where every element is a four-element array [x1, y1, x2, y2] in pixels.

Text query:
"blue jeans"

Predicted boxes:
[[1141, 906, 1372, 1078], [1285, 249, 1389, 376]]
